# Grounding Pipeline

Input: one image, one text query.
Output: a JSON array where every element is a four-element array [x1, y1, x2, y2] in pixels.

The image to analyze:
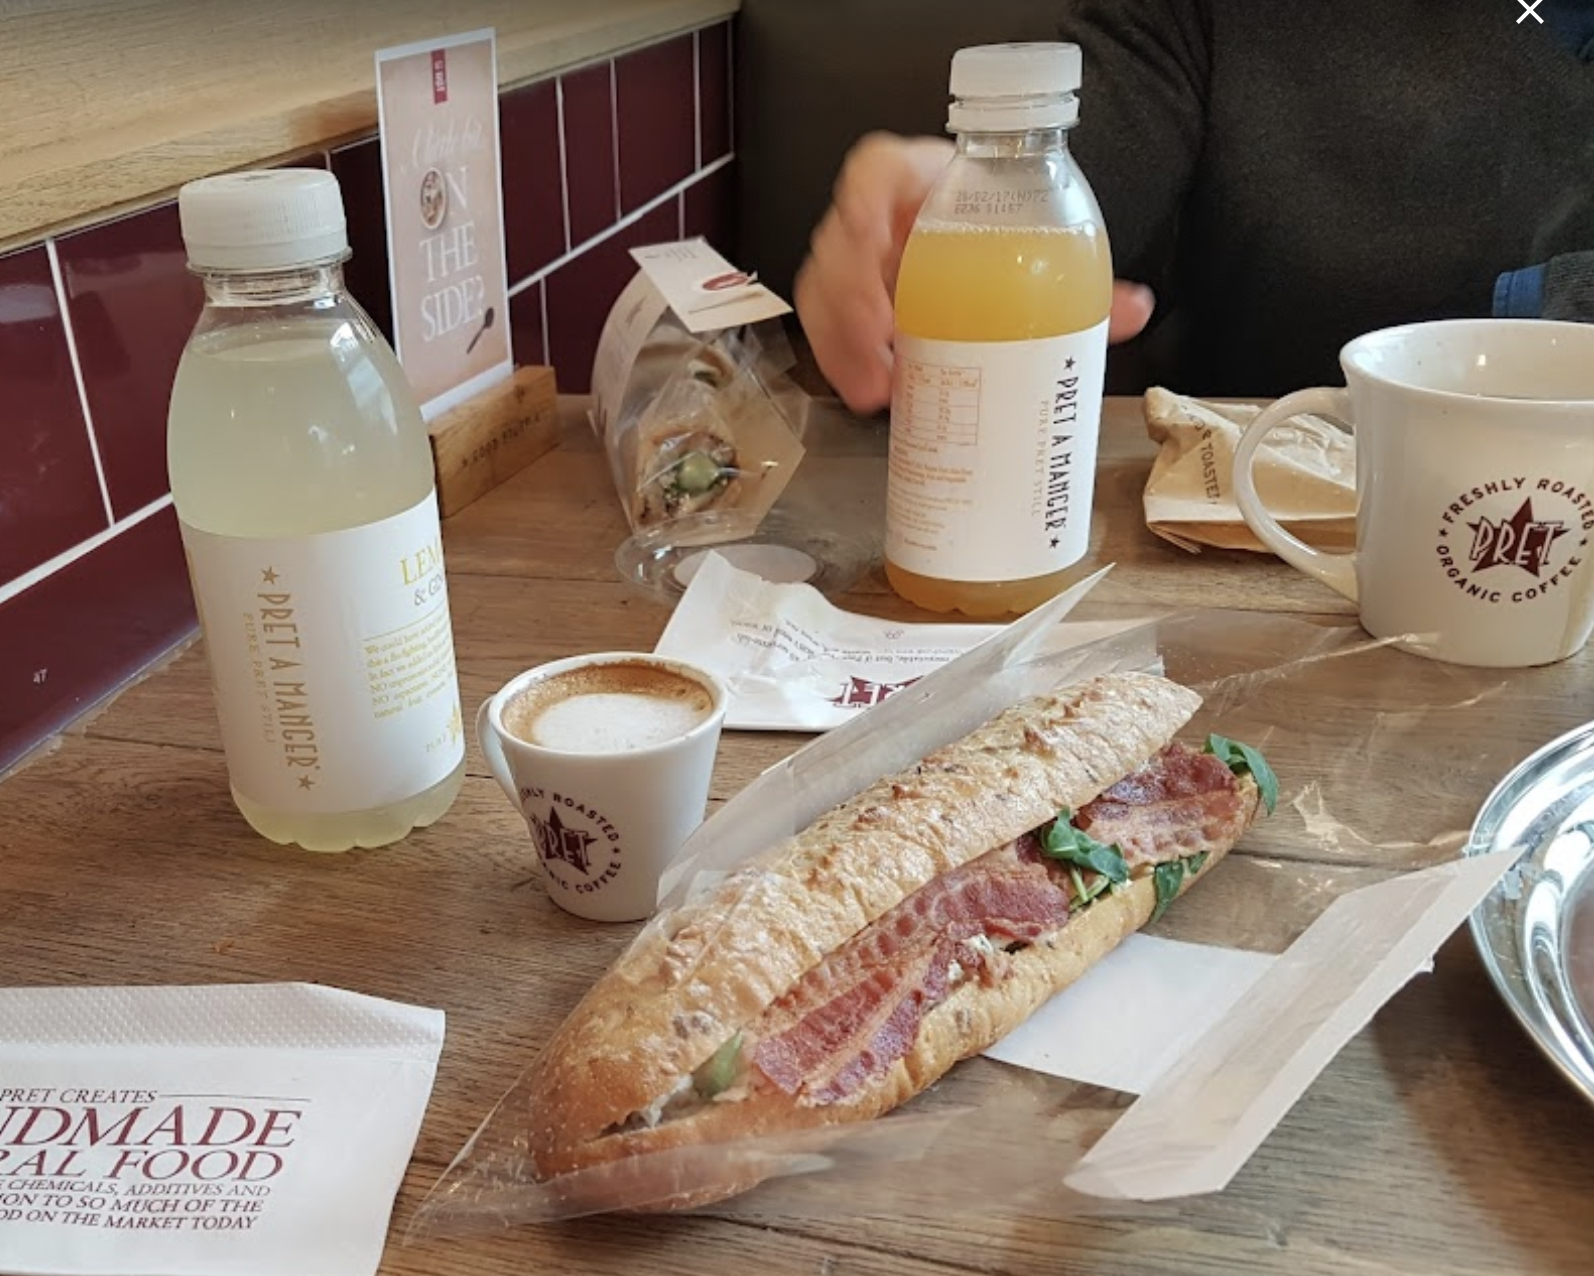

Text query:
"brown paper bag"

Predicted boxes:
[[1141, 387, 1356, 554]]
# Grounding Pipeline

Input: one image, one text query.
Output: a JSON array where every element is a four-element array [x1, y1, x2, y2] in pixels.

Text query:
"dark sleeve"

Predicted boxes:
[[1063, 0, 1210, 302], [1546, 253, 1594, 322], [734, 0, 1212, 305], [1493, 252, 1594, 323], [735, 0, 1084, 303]]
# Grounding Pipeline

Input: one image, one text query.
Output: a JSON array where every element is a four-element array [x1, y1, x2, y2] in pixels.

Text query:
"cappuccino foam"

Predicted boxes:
[[504, 661, 715, 754]]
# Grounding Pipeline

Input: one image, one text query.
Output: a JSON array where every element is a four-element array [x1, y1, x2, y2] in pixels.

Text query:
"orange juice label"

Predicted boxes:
[[886, 321, 1108, 580]]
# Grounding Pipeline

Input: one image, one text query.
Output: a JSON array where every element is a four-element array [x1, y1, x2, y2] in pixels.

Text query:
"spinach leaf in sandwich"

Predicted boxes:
[[1150, 850, 1216, 923], [1042, 812, 1129, 904], [1204, 734, 1279, 815], [1151, 860, 1185, 923]]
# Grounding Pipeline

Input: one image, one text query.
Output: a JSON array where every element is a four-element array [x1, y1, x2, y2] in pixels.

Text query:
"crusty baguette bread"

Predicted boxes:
[[543, 808, 1249, 1184], [527, 672, 1209, 1182]]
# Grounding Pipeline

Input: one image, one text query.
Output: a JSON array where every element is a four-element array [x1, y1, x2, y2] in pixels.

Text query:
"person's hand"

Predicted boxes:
[[795, 132, 1157, 415], [795, 133, 953, 414]]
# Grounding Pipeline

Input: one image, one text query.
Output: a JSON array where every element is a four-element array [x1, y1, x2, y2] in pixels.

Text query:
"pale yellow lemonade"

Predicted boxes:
[[169, 318, 466, 850], [888, 221, 1113, 616]]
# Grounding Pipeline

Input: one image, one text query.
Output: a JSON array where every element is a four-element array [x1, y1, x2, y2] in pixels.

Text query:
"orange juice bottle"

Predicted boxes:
[[887, 43, 1113, 617]]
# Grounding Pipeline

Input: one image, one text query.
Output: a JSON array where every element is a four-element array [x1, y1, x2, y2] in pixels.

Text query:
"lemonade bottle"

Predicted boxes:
[[886, 43, 1113, 617], [169, 170, 465, 851]]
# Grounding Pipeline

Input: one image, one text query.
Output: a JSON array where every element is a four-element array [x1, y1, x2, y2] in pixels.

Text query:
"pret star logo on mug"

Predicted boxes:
[[1232, 318, 1594, 668], [1438, 486, 1585, 604]]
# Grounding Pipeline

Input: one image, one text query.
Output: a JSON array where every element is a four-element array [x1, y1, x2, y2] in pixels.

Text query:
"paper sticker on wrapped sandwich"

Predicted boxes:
[[589, 240, 807, 536], [627, 239, 791, 335]]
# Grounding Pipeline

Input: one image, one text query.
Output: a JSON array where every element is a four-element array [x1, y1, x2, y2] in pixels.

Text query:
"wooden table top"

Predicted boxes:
[[5, 396, 1594, 1275]]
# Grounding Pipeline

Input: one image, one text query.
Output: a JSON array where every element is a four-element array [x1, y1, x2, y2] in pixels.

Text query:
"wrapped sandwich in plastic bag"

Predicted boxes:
[[590, 240, 809, 537]]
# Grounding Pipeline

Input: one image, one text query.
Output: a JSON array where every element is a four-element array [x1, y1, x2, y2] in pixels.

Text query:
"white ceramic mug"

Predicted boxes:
[[477, 652, 728, 922], [1233, 319, 1594, 667]]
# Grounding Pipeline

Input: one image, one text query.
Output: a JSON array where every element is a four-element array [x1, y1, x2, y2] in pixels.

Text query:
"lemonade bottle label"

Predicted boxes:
[[180, 492, 465, 813]]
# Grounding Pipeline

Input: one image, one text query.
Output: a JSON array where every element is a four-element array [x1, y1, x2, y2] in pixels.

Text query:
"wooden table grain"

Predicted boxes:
[[4, 397, 1594, 1276]]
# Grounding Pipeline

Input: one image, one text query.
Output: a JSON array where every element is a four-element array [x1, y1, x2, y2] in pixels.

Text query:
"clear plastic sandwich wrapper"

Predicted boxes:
[[412, 569, 1584, 1245], [591, 240, 874, 602]]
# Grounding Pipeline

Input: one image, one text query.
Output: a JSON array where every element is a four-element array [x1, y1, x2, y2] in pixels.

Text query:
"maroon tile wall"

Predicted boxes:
[[698, 21, 732, 165], [500, 78, 567, 279], [615, 35, 697, 214], [683, 163, 737, 259], [0, 246, 105, 584], [331, 138, 395, 341], [509, 277, 547, 368], [560, 62, 619, 247], [55, 203, 203, 520], [0, 18, 737, 777], [546, 201, 681, 391], [0, 509, 195, 772]]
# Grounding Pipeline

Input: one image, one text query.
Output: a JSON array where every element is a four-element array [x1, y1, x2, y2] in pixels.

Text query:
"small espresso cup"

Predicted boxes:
[[1233, 318, 1594, 668], [476, 652, 728, 922]]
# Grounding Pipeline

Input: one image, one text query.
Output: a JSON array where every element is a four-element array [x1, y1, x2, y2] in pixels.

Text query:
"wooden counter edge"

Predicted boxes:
[[0, 0, 739, 253]]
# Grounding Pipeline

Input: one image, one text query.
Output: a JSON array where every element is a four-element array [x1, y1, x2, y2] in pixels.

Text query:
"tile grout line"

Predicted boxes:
[[44, 238, 116, 526], [726, 19, 735, 154], [608, 60, 622, 223], [506, 153, 735, 299], [538, 277, 550, 366], [0, 494, 174, 609], [555, 77, 573, 256], [693, 29, 703, 172]]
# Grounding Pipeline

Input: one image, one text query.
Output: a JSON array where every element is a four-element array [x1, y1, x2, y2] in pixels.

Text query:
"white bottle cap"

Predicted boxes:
[[178, 168, 349, 272], [948, 43, 1082, 133]]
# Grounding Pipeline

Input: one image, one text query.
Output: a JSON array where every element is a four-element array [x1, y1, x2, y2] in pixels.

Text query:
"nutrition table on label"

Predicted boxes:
[[897, 361, 982, 448]]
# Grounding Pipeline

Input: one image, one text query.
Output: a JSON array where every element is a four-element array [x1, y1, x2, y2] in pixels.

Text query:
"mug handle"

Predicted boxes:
[[475, 699, 517, 803], [1231, 387, 1358, 602]]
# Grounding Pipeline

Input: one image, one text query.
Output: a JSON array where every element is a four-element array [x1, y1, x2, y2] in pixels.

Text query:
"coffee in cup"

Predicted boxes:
[[477, 653, 728, 922], [1232, 318, 1594, 668], [501, 660, 716, 753]]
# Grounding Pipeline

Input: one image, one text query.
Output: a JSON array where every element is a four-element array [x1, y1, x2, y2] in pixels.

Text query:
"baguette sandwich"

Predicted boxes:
[[524, 671, 1275, 1203]]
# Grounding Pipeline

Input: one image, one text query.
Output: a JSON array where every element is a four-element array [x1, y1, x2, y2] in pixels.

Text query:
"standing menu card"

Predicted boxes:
[[375, 28, 513, 420]]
